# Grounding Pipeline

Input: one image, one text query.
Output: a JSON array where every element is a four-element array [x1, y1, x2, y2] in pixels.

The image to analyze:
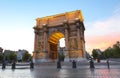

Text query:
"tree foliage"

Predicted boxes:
[[103, 41, 120, 58], [92, 49, 98, 59], [0, 53, 3, 62], [103, 48, 112, 58], [58, 52, 65, 61], [22, 51, 32, 62], [9, 52, 17, 61]]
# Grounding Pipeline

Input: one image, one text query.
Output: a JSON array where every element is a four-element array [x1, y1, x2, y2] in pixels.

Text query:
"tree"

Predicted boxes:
[[5, 54, 9, 61], [9, 52, 17, 62], [0, 53, 3, 62], [103, 41, 120, 58], [112, 44, 120, 58], [22, 52, 31, 62], [103, 48, 112, 58], [58, 52, 65, 61], [92, 49, 98, 59]]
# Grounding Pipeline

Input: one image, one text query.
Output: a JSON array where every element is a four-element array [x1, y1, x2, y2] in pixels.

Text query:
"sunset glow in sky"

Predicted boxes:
[[0, 0, 120, 54]]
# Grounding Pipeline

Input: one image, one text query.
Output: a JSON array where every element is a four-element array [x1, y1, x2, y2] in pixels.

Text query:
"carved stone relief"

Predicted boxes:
[[38, 35, 44, 51], [69, 38, 78, 49], [69, 31, 77, 37]]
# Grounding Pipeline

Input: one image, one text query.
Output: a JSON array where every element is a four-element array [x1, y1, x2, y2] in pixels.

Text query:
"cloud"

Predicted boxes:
[[86, 15, 120, 36], [113, 6, 120, 16], [85, 9, 120, 54], [86, 33, 120, 52]]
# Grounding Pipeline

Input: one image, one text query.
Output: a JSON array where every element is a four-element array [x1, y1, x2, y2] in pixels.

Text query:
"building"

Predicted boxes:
[[0, 47, 3, 53], [4, 50, 13, 56], [17, 49, 27, 61]]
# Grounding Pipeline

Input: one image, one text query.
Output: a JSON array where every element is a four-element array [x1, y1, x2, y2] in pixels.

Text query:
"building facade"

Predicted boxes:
[[17, 49, 27, 61], [0, 47, 3, 53], [33, 10, 85, 63]]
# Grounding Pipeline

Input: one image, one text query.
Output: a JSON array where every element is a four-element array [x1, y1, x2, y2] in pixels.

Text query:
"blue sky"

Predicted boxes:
[[0, 0, 120, 54]]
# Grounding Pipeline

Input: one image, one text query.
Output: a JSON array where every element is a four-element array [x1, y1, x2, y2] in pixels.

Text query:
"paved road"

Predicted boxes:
[[31, 63, 120, 78], [0, 61, 120, 78]]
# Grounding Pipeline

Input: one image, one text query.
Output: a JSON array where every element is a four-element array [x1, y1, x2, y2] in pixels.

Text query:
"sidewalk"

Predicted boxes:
[[32, 65, 120, 78], [0, 61, 120, 78]]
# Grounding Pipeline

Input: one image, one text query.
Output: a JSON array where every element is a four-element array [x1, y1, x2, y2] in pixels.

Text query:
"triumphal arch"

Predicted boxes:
[[33, 10, 85, 62]]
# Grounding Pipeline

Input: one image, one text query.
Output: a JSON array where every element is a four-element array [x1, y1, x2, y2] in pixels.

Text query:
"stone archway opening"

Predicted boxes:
[[48, 31, 65, 60], [59, 38, 65, 48]]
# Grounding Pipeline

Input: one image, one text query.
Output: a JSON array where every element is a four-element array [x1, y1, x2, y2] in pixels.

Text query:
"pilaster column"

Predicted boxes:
[[34, 31, 37, 51], [43, 24, 48, 61], [63, 20, 69, 61], [75, 18, 81, 49], [33, 27, 40, 63], [75, 18, 83, 57], [34, 28, 39, 51]]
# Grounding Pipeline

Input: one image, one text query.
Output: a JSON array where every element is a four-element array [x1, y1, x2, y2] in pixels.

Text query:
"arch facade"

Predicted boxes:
[[33, 10, 85, 62]]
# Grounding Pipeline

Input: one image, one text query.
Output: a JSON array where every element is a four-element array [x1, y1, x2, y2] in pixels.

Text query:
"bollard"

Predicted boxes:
[[72, 60, 76, 68], [89, 59, 95, 68], [57, 61, 61, 69], [30, 61, 34, 69], [2, 61, 6, 69], [107, 59, 110, 69], [11, 62, 16, 69]]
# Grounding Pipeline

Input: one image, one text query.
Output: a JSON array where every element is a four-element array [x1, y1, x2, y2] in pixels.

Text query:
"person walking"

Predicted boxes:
[[107, 58, 110, 69]]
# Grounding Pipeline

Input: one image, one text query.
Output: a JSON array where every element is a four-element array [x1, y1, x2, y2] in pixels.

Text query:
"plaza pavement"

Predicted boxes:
[[0, 60, 120, 78]]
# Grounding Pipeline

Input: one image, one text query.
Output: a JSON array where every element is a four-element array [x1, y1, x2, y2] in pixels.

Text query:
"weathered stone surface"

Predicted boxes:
[[33, 10, 85, 62]]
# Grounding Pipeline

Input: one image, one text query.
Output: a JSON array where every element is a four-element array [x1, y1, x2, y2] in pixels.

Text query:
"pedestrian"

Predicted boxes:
[[89, 58, 95, 68], [107, 58, 110, 69], [72, 60, 76, 68], [30, 61, 34, 69], [2, 60, 6, 69], [57, 60, 61, 69], [12, 61, 16, 69]]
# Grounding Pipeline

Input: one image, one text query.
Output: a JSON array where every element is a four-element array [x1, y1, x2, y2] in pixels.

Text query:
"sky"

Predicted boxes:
[[0, 0, 120, 54]]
